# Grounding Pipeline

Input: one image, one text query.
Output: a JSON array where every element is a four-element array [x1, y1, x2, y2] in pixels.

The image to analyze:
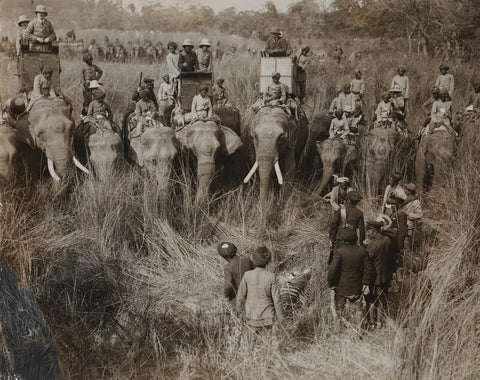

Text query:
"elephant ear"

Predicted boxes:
[[175, 125, 193, 150], [285, 119, 299, 149], [220, 125, 242, 155]]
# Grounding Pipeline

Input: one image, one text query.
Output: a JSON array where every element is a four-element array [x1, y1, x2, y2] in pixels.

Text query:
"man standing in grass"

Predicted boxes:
[[365, 221, 393, 329], [237, 246, 284, 335], [218, 242, 253, 305], [328, 229, 372, 328], [329, 190, 365, 250]]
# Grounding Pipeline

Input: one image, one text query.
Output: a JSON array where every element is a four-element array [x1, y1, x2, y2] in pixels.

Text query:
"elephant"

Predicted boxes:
[[301, 113, 331, 175], [128, 120, 180, 192], [86, 119, 123, 179], [175, 120, 242, 202], [415, 130, 455, 192], [246, 107, 309, 205], [6, 97, 89, 183], [214, 105, 241, 135], [316, 137, 357, 195], [364, 128, 398, 197]]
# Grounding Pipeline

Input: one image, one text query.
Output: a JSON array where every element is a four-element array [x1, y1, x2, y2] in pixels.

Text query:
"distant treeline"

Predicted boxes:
[[1, 0, 479, 52]]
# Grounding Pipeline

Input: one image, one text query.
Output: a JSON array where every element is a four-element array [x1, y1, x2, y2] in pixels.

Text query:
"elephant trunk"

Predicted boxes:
[[46, 149, 72, 180], [318, 161, 334, 195], [154, 159, 172, 193], [258, 155, 274, 205], [368, 159, 388, 197], [196, 160, 215, 202]]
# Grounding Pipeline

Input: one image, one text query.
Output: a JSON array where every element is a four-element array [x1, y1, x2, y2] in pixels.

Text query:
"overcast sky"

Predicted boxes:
[[125, 0, 330, 13]]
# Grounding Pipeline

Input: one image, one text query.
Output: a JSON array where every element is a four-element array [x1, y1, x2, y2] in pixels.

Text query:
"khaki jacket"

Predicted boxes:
[[237, 267, 284, 327]]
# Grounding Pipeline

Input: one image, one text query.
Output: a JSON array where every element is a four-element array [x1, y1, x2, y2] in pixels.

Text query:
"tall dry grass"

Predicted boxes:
[[1, 35, 480, 378]]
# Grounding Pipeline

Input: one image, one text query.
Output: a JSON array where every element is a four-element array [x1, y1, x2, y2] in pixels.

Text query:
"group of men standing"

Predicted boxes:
[[325, 173, 423, 328]]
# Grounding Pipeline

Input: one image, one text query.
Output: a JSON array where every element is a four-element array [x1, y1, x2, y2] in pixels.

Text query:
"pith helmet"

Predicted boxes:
[[35, 4, 48, 15], [199, 38, 211, 47], [89, 80, 99, 89], [182, 39, 194, 47], [17, 15, 30, 26], [270, 27, 281, 35]]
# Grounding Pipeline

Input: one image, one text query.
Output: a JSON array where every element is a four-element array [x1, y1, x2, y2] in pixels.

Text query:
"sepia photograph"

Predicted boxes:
[[0, 0, 479, 378]]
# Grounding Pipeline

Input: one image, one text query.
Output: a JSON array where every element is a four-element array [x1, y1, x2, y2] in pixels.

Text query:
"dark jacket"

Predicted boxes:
[[329, 204, 365, 245], [265, 36, 288, 57], [178, 50, 199, 72], [366, 235, 393, 286], [132, 86, 158, 109], [224, 255, 254, 300], [328, 243, 373, 297]]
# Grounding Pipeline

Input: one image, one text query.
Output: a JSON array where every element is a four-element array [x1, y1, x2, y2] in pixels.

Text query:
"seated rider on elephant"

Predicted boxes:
[[373, 92, 394, 129], [87, 89, 112, 121], [132, 89, 161, 133], [252, 72, 299, 118], [424, 89, 456, 136], [329, 109, 350, 140], [191, 86, 213, 119]]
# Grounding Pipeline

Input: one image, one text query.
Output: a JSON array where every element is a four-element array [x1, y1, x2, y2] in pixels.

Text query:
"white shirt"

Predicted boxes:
[[191, 94, 212, 118], [166, 52, 180, 79]]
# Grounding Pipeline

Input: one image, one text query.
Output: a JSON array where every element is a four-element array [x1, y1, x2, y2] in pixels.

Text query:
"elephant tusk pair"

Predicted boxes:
[[242, 160, 283, 185], [47, 158, 61, 182], [73, 156, 90, 174]]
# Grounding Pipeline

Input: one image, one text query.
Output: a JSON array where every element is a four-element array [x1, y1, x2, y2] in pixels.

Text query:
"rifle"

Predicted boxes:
[[138, 72, 143, 89]]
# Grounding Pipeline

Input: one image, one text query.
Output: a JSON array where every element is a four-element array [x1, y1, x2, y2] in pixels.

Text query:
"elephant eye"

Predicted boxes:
[[278, 134, 285, 144]]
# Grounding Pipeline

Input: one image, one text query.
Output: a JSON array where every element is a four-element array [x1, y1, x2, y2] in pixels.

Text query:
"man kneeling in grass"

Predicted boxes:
[[237, 246, 284, 338]]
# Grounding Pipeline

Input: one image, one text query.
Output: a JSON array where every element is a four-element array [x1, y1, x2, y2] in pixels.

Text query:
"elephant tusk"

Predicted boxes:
[[274, 161, 283, 185], [47, 158, 61, 182], [73, 156, 90, 174], [243, 161, 258, 183]]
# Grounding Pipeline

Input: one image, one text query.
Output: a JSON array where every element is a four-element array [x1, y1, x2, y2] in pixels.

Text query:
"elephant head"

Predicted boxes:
[[9, 98, 88, 182], [415, 131, 455, 192], [316, 138, 345, 195], [175, 120, 242, 202], [248, 107, 299, 205], [129, 124, 179, 192], [88, 122, 123, 180], [364, 128, 398, 197]]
